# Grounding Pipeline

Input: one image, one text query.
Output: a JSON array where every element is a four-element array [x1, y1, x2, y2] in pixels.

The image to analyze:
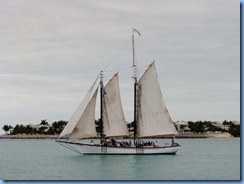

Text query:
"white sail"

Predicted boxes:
[[137, 62, 178, 137], [103, 73, 129, 137], [58, 82, 96, 139], [69, 88, 98, 139], [56, 31, 181, 155]]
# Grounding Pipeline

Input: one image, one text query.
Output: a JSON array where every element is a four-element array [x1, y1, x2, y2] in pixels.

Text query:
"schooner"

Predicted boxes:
[[56, 29, 181, 155]]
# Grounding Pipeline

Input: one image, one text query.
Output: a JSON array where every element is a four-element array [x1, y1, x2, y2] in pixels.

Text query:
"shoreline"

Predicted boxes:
[[0, 133, 234, 139], [0, 134, 58, 139]]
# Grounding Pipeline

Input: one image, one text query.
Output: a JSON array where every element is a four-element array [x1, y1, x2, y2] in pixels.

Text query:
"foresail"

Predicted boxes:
[[137, 62, 178, 137], [103, 73, 129, 137], [68, 88, 98, 139], [58, 79, 97, 139]]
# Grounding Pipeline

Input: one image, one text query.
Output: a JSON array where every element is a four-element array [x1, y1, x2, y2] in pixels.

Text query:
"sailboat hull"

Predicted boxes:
[[58, 141, 180, 155]]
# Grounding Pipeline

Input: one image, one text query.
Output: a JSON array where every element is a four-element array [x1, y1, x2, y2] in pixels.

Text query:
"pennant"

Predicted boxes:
[[102, 90, 107, 95], [133, 28, 141, 36]]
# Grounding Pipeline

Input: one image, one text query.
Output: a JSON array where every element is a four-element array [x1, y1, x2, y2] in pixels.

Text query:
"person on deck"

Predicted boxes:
[[111, 138, 116, 146], [171, 137, 179, 146]]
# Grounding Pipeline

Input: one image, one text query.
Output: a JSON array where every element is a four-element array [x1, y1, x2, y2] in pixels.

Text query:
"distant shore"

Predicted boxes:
[[0, 134, 58, 139], [175, 132, 233, 138], [0, 132, 233, 139]]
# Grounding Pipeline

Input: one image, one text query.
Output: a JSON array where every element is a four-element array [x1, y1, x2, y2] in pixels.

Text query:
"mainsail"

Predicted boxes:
[[137, 62, 178, 137], [103, 73, 129, 137]]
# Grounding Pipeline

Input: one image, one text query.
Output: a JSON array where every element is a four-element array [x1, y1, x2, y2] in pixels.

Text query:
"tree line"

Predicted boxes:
[[2, 119, 240, 137], [2, 119, 67, 135], [187, 120, 240, 137]]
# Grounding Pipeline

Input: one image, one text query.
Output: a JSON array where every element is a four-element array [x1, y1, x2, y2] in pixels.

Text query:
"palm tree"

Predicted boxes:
[[2, 125, 12, 135], [40, 119, 49, 125]]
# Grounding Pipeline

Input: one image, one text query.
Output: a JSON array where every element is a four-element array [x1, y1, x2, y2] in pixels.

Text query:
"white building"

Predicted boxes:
[[175, 121, 191, 134], [27, 124, 39, 129], [212, 122, 230, 131], [232, 121, 240, 125]]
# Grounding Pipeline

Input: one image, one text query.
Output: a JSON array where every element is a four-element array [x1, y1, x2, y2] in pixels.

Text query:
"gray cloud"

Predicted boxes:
[[0, 0, 239, 133]]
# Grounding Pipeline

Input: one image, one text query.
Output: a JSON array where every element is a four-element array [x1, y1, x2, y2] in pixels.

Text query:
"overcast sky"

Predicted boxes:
[[0, 0, 240, 134]]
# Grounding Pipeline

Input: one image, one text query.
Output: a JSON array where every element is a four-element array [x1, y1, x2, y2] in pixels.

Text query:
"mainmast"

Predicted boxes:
[[132, 28, 141, 141]]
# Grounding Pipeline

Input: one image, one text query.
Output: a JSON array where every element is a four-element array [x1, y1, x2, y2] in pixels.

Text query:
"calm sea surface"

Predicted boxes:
[[0, 138, 240, 181]]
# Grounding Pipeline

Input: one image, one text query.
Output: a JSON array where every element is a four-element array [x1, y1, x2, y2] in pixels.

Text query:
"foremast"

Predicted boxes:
[[100, 71, 105, 144]]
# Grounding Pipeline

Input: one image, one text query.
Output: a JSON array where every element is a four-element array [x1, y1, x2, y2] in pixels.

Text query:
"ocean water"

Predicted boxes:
[[0, 138, 240, 181]]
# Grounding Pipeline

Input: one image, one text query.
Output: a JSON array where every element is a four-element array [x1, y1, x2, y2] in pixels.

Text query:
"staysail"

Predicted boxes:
[[137, 62, 178, 137], [68, 88, 98, 139], [58, 80, 97, 139], [103, 73, 129, 137]]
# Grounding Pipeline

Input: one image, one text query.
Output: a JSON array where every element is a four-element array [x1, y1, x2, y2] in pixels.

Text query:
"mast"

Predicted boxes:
[[100, 71, 104, 143], [132, 28, 141, 141]]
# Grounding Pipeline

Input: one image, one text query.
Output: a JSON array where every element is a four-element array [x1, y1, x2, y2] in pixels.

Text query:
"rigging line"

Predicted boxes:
[[58, 142, 81, 154], [92, 73, 101, 88], [65, 143, 82, 154], [103, 66, 132, 73], [102, 37, 131, 71], [103, 64, 149, 78]]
